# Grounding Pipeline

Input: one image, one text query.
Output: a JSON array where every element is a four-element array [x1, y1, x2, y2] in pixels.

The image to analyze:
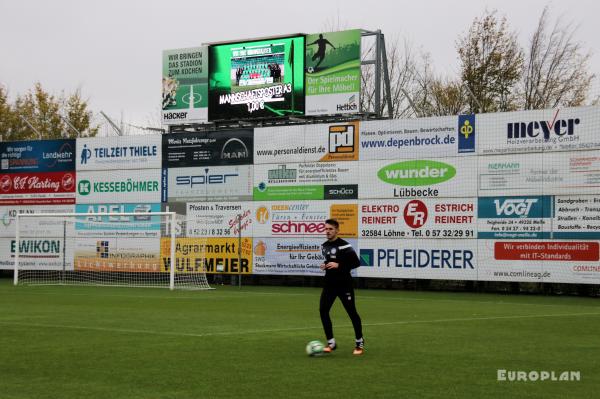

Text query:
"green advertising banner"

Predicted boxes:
[[162, 46, 208, 125], [208, 36, 305, 121], [305, 29, 361, 116]]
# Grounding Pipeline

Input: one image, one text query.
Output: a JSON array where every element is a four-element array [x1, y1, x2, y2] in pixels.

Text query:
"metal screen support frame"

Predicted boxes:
[[361, 29, 393, 118]]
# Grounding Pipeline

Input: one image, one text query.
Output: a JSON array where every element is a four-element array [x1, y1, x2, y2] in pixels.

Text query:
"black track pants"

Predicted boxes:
[[319, 285, 363, 340]]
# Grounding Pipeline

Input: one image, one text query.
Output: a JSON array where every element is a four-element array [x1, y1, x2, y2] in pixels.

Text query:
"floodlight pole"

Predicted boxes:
[[60, 115, 82, 138], [100, 111, 123, 136], [18, 115, 42, 139]]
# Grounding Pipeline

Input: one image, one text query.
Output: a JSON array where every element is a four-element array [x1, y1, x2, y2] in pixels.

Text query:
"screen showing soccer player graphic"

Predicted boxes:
[[208, 36, 305, 121]]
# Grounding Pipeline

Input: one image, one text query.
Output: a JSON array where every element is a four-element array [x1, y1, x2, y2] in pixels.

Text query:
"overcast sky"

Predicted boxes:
[[1, 0, 598, 129]]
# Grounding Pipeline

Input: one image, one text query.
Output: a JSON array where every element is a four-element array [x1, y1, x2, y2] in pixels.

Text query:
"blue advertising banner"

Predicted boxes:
[[458, 115, 475, 153], [478, 195, 553, 239], [75, 203, 162, 234], [0, 139, 75, 173]]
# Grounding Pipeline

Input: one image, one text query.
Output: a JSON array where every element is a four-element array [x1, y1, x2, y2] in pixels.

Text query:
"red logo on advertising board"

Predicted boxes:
[[0, 172, 76, 194], [0, 175, 12, 193], [403, 200, 428, 228], [62, 173, 75, 191]]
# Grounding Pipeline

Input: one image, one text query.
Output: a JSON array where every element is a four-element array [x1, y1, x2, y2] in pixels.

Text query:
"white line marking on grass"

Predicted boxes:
[[2, 288, 599, 310], [1, 312, 599, 339]]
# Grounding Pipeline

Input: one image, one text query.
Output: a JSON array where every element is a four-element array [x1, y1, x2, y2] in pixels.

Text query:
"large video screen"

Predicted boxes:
[[208, 36, 305, 120]]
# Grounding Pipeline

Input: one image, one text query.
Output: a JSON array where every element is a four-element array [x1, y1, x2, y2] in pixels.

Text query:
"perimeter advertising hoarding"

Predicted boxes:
[[359, 157, 478, 199], [478, 150, 600, 196], [0, 171, 76, 205], [359, 116, 476, 161], [74, 203, 162, 238], [0, 237, 74, 270], [357, 239, 478, 280], [185, 201, 253, 237], [162, 46, 209, 124], [254, 121, 359, 164], [305, 29, 361, 116], [253, 237, 358, 276], [208, 36, 305, 120], [0, 204, 74, 238], [162, 129, 253, 168], [478, 196, 552, 239], [76, 169, 161, 204], [0, 139, 75, 173], [76, 135, 161, 171], [160, 237, 253, 274], [163, 165, 253, 202], [359, 198, 476, 239], [253, 201, 358, 238], [553, 195, 600, 239], [477, 195, 600, 240], [253, 162, 358, 201], [74, 237, 161, 272], [478, 240, 600, 284], [477, 105, 600, 155]]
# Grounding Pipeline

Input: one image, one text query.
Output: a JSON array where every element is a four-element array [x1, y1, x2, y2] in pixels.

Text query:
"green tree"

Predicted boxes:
[[0, 85, 15, 140], [63, 90, 98, 138], [0, 83, 98, 141], [457, 10, 524, 113]]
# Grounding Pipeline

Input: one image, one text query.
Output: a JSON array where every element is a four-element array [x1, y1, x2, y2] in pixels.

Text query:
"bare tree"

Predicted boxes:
[[361, 36, 430, 118], [522, 6, 595, 109], [457, 10, 524, 113]]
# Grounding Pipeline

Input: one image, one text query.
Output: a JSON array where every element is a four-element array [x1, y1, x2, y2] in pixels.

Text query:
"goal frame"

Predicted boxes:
[[13, 212, 178, 290]]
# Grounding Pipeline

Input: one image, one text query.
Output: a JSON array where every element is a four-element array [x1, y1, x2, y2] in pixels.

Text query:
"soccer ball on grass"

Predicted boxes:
[[306, 340, 325, 356]]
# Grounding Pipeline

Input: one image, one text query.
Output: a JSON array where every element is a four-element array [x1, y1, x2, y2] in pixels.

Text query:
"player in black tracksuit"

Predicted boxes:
[[320, 219, 364, 355]]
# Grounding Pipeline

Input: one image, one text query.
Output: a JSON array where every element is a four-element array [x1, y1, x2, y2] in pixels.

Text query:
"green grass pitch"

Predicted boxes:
[[1, 279, 599, 398]]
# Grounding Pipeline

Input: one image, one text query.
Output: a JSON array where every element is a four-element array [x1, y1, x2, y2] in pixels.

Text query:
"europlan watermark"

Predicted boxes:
[[497, 369, 581, 382]]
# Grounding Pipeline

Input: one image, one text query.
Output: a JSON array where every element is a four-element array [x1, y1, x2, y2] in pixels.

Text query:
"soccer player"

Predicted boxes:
[[319, 218, 364, 355], [307, 34, 336, 70]]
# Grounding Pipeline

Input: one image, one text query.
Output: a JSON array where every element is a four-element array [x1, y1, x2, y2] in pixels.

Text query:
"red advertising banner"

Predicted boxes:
[[0, 171, 76, 205], [494, 241, 599, 262]]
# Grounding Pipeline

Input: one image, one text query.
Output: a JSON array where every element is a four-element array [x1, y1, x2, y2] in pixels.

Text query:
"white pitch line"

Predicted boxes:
[[0, 312, 599, 339], [2, 288, 598, 310]]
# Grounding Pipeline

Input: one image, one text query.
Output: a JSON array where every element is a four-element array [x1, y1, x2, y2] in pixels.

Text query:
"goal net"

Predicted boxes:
[[13, 212, 212, 290]]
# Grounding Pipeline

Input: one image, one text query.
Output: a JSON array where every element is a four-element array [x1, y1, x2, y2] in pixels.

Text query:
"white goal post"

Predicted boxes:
[[13, 212, 212, 290]]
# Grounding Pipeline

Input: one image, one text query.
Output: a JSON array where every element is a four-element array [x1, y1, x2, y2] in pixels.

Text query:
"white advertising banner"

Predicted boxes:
[[477, 105, 600, 155], [360, 157, 478, 199], [185, 201, 253, 237], [76, 169, 161, 204], [359, 116, 476, 160], [254, 121, 359, 164], [0, 237, 74, 270], [0, 205, 74, 238], [253, 201, 358, 238], [253, 161, 358, 201], [253, 237, 358, 276], [76, 135, 162, 171], [478, 240, 600, 284], [553, 195, 600, 240], [162, 165, 253, 202], [359, 198, 476, 239], [357, 239, 478, 280], [478, 150, 600, 196]]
